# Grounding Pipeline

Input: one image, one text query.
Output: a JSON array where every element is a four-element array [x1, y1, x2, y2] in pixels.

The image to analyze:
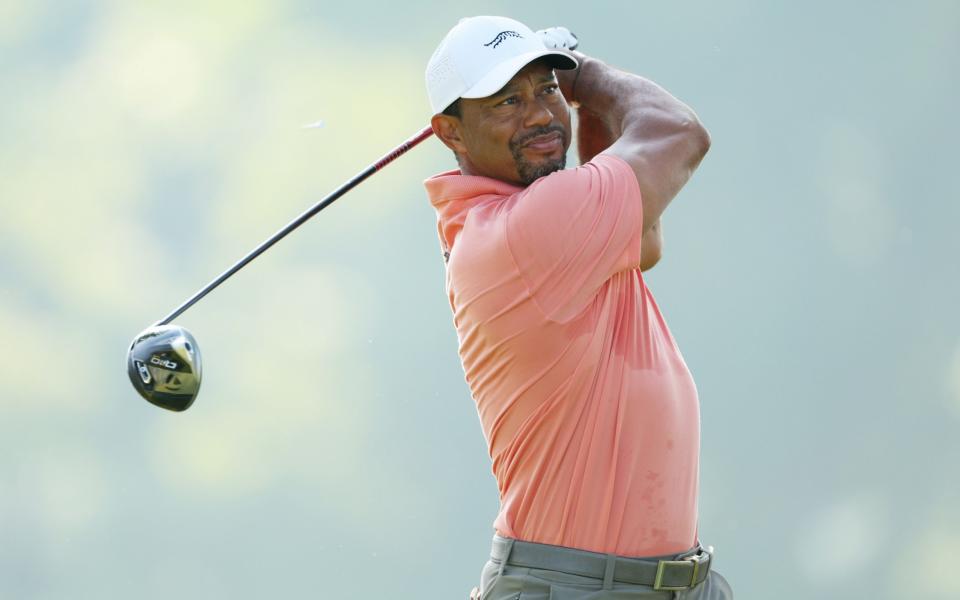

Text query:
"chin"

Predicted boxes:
[[517, 157, 566, 186]]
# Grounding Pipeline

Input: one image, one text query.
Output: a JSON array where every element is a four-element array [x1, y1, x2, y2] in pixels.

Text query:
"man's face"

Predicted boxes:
[[439, 60, 572, 186]]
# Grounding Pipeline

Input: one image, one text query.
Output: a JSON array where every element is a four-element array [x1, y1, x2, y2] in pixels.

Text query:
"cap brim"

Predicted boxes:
[[460, 50, 578, 100]]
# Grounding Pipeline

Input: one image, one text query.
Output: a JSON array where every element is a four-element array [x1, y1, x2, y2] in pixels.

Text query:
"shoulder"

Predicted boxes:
[[506, 155, 642, 232], [520, 154, 636, 198]]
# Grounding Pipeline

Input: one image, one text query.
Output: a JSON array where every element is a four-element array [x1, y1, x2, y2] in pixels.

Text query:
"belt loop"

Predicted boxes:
[[602, 553, 616, 590], [497, 538, 516, 577]]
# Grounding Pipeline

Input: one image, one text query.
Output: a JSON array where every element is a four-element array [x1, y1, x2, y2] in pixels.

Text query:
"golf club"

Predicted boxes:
[[127, 125, 435, 411]]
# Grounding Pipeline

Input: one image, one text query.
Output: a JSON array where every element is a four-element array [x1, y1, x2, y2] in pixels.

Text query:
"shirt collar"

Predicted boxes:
[[424, 170, 523, 254]]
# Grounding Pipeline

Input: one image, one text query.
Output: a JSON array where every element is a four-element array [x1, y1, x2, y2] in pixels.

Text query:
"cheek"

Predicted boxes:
[[479, 123, 517, 155], [556, 103, 572, 129], [463, 114, 523, 172]]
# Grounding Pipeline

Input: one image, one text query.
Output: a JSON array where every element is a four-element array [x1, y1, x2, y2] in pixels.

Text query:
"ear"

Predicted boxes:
[[431, 113, 468, 156]]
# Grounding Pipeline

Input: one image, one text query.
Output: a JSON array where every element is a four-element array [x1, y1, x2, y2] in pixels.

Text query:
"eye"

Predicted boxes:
[[498, 96, 519, 106], [542, 84, 559, 94]]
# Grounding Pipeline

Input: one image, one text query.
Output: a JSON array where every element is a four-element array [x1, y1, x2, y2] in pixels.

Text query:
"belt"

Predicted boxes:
[[491, 536, 713, 592]]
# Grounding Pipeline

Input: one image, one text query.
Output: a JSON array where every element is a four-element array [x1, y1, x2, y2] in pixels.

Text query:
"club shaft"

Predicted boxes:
[[156, 125, 435, 326]]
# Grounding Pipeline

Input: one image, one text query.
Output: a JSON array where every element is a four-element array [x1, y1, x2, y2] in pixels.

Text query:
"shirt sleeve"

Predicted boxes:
[[505, 154, 643, 322]]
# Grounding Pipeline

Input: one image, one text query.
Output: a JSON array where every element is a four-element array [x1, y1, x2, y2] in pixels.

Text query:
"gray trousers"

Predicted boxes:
[[478, 535, 733, 599]]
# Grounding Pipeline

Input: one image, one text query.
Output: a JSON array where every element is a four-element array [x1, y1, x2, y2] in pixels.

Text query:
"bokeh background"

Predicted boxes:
[[1, 1, 958, 598]]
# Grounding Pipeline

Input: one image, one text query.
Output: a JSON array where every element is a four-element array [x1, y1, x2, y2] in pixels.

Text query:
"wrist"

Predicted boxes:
[[557, 51, 588, 105], [567, 56, 630, 124]]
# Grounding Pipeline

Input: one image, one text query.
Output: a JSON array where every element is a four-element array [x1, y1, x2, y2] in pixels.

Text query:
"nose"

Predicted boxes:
[[522, 97, 554, 128]]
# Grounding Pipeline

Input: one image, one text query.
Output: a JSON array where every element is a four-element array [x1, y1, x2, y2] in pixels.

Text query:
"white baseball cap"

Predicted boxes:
[[425, 16, 578, 115]]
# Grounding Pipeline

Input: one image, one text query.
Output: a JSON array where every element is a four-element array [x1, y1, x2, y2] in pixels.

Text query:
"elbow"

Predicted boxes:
[[695, 121, 711, 157], [677, 111, 710, 170], [640, 244, 662, 272], [687, 113, 711, 161], [639, 224, 663, 272]]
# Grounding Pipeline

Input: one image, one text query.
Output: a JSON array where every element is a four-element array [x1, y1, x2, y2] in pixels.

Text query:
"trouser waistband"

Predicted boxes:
[[490, 535, 713, 592]]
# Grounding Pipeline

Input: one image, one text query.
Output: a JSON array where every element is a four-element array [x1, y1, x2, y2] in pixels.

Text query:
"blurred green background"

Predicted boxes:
[[1, 1, 957, 598]]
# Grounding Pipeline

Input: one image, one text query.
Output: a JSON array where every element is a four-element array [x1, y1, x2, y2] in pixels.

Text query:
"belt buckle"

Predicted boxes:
[[652, 547, 711, 591]]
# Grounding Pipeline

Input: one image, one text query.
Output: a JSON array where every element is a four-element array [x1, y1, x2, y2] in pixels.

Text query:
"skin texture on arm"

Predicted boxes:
[[557, 51, 710, 237]]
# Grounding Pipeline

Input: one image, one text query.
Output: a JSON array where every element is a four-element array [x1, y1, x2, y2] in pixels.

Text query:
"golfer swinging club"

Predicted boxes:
[[424, 15, 731, 599]]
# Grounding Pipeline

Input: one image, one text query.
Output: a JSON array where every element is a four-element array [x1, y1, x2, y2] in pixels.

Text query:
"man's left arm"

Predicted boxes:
[[567, 71, 663, 272]]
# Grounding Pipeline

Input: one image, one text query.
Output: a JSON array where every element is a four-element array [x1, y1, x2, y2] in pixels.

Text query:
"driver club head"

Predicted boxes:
[[127, 324, 202, 411]]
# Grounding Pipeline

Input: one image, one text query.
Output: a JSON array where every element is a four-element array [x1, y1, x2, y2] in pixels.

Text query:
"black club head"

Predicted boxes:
[[127, 324, 202, 411]]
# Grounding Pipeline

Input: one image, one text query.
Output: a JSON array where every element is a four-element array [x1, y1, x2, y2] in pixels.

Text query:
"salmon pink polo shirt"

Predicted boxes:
[[425, 154, 700, 557]]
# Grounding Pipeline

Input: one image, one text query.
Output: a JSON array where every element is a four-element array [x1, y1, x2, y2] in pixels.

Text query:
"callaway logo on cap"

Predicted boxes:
[[425, 16, 578, 115]]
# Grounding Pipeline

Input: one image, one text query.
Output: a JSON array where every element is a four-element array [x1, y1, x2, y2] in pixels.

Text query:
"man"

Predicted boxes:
[[424, 16, 731, 599]]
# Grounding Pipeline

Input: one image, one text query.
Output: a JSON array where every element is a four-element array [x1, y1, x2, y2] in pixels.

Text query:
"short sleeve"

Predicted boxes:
[[505, 154, 643, 321]]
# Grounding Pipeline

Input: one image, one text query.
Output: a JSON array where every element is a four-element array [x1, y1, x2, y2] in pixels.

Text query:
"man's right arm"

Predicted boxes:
[[640, 219, 663, 271], [558, 51, 711, 236]]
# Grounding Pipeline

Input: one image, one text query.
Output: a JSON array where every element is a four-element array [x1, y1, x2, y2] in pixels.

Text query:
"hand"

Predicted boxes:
[[537, 26, 579, 51]]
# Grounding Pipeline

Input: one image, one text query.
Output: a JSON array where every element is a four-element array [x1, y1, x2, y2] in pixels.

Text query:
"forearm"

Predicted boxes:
[[558, 50, 710, 235], [575, 105, 615, 164], [559, 51, 703, 143], [559, 56, 618, 164]]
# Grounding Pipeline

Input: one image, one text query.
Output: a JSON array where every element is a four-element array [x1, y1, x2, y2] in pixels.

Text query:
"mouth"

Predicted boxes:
[[521, 131, 563, 153]]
